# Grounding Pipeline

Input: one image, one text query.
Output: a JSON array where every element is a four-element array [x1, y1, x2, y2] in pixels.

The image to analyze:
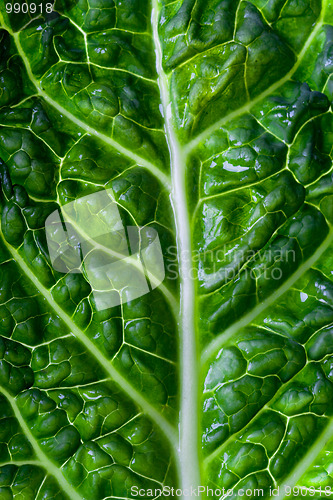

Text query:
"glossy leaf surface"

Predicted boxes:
[[0, 0, 332, 498]]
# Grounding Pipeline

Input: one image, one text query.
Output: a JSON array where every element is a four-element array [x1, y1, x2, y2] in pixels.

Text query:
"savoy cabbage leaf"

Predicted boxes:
[[0, 0, 332, 498]]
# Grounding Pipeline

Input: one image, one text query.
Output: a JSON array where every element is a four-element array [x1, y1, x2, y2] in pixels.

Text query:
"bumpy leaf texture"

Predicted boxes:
[[0, 0, 332, 499]]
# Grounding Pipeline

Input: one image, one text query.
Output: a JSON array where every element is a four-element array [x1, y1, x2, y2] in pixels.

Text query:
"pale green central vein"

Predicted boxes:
[[0, 13, 171, 191], [1, 236, 178, 450], [202, 227, 333, 363], [152, 2, 201, 497], [274, 418, 333, 500], [0, 384, 83, 500]]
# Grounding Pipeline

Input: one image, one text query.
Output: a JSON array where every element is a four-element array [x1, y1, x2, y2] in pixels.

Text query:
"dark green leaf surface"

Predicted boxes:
[[0, 0, 332, 498]]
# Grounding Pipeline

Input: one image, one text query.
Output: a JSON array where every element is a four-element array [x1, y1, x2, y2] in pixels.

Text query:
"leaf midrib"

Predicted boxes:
[[151, 1, 202, 494], [0, 1, 331, 493], [0, 0, 327, 186]]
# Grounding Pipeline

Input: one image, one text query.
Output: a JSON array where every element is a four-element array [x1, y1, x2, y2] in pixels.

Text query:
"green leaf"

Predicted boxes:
[[0, 0, 332, 498]]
